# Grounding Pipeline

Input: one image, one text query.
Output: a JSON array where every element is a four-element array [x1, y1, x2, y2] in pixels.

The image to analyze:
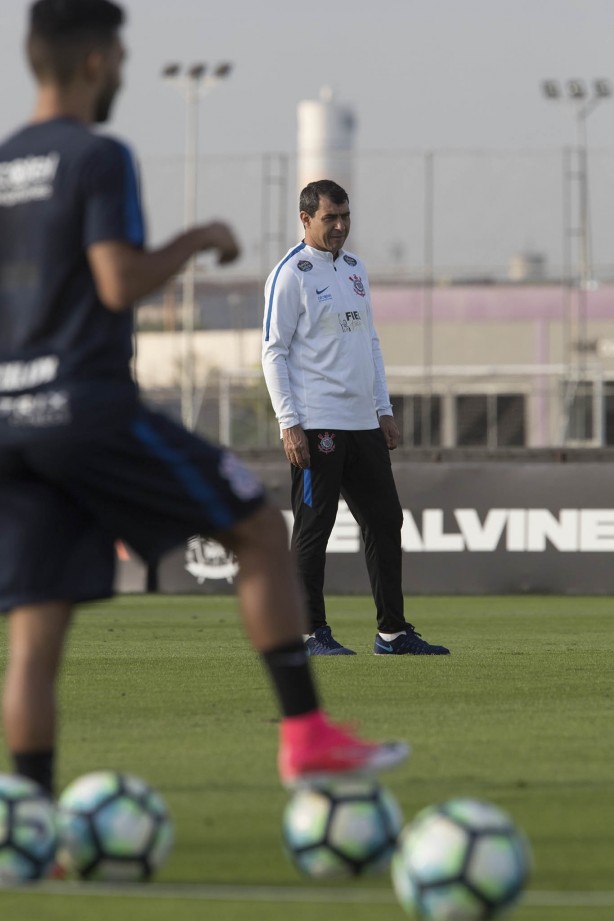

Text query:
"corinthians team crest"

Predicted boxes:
[[185, 535, 239, 584], [349, 274, 366, 297], [317, 432, 336, 454]]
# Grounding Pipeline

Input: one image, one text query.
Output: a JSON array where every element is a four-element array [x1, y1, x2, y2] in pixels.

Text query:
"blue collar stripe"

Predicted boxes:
[[264, 242, 306, 341]]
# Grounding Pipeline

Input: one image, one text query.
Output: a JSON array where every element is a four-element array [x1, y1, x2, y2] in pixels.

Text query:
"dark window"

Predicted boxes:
[[391, 394, 441, 447], [564, 381, 593, 442], [456, 395, 488, 446], [604, 385, 614, 444], [455, 393, 526, 447], [496, 393, 526, 446]]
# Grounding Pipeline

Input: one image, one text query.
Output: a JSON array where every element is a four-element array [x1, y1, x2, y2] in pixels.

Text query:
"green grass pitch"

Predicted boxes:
[[0, 594, 612, 921]]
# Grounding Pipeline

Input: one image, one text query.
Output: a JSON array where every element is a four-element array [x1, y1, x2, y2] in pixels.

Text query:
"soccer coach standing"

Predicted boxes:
[[262, 179, 449, 657]]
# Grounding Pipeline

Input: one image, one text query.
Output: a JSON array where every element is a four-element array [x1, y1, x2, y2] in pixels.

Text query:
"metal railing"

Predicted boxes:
[[141, 363, 614, 451]]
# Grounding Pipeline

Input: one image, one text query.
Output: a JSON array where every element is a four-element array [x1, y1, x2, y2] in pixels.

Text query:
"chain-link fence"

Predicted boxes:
[[138, 147, 614, 283]]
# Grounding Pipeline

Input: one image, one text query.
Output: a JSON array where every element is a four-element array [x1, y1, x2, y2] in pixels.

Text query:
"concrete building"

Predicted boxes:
[[135, 281, 614, 450]]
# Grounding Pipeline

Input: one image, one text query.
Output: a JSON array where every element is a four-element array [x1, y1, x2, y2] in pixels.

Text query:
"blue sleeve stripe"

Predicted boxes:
[[131, 418, 234, 531], [264, 242, 306, 341], [303, 468, 313, 507], [118, 143, 145, 246]]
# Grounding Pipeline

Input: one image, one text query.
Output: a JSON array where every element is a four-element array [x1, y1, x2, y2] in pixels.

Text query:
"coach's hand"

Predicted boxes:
[[283, 425, 310, 468], [379, 414, 400, 450]]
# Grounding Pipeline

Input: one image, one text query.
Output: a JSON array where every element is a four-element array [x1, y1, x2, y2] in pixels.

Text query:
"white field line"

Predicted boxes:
[[2, 883, 614, 907]]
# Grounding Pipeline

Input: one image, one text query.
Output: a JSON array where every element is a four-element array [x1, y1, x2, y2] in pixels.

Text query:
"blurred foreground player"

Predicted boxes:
[[0, 0, 408, 795]]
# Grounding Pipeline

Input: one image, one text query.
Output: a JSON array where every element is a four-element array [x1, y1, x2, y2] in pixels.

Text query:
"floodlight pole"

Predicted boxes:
[[573, 94, 598, 306], [422, 150, 434, 448], [542, 78, 611, 294], [162, 62, 232, 430], [541, 78, 611, 443]]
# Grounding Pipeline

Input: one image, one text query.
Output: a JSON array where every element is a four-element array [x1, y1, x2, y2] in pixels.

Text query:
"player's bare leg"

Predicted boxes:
[[3, 602, 72, 793], [219, 504, 308, 650], [219, 504, 409, 785]]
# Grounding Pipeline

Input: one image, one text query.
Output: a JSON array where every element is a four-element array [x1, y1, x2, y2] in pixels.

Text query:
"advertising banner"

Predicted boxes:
[[151, 461, 614, 595]]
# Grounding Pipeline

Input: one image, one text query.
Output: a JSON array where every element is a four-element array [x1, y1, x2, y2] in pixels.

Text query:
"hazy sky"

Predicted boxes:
[[2, 0, 614, 156], [2, 0, 614, 276]]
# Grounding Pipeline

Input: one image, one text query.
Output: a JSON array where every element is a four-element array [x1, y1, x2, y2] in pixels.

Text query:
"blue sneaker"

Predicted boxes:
[[305, 626, 356, 656], [374, 624, 450, 656]]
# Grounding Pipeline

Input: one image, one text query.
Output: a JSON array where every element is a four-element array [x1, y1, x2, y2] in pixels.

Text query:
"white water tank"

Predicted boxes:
[[297, 86, 355, 201]]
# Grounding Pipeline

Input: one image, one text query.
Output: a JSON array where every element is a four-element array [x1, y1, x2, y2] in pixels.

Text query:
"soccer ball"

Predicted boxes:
[[55, 771, 174, 881], [283, 780, 403, 879], [0, 773, 57, 883], [391, 798, 531, 920]]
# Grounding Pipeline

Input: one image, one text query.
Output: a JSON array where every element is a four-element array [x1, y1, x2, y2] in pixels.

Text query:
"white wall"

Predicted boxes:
[[135, 330, 262, 388]]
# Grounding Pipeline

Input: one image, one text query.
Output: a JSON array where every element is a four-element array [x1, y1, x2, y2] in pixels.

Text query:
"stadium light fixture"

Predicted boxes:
[[566, 79, 586, 99], [541, 80, 561, 99], [542, 75, 612, 117], [214, 63, 233, 80], [161, 61, 233, 430], [187, 63, 207, 81], [594, 78, 612, 98], [161, 63, 180, 80], [541, 77, 612, 113]]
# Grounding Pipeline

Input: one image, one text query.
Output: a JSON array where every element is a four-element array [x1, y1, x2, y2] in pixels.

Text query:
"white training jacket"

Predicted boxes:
[[262, 242, 393, 431]]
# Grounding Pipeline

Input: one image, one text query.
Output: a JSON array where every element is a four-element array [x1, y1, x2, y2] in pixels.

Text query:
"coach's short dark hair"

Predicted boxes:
[[300, 180, 349, 217], [27, 0, 124, 85]]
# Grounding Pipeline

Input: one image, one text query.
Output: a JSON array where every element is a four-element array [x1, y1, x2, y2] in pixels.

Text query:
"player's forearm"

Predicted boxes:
[[89, 225, 238, 311]]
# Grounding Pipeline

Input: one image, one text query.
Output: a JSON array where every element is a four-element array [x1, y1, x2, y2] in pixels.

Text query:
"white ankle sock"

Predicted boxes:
[[378, 631, 405, 641]]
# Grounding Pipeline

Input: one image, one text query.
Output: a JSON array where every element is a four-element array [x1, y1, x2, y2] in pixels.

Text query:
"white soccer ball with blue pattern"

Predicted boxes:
[[55, 771, 173, 881], [0, 773, 57, 883], [283, 780, 403, 879], [392, 798, 531, 920]]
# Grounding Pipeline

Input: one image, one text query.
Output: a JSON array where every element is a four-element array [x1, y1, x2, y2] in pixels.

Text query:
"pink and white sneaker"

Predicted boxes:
[[279, 710, 410, 788]]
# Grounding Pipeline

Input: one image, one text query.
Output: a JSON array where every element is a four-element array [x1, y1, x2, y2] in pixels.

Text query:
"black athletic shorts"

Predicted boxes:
[[0, 405, 266, 612]]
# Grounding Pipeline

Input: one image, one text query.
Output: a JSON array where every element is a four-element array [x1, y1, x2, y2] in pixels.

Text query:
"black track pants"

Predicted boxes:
[[290, 428, 405, 633]]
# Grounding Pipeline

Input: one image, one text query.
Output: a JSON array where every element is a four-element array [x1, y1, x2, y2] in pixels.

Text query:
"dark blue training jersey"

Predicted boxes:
[[0, 117, 145, 408]]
